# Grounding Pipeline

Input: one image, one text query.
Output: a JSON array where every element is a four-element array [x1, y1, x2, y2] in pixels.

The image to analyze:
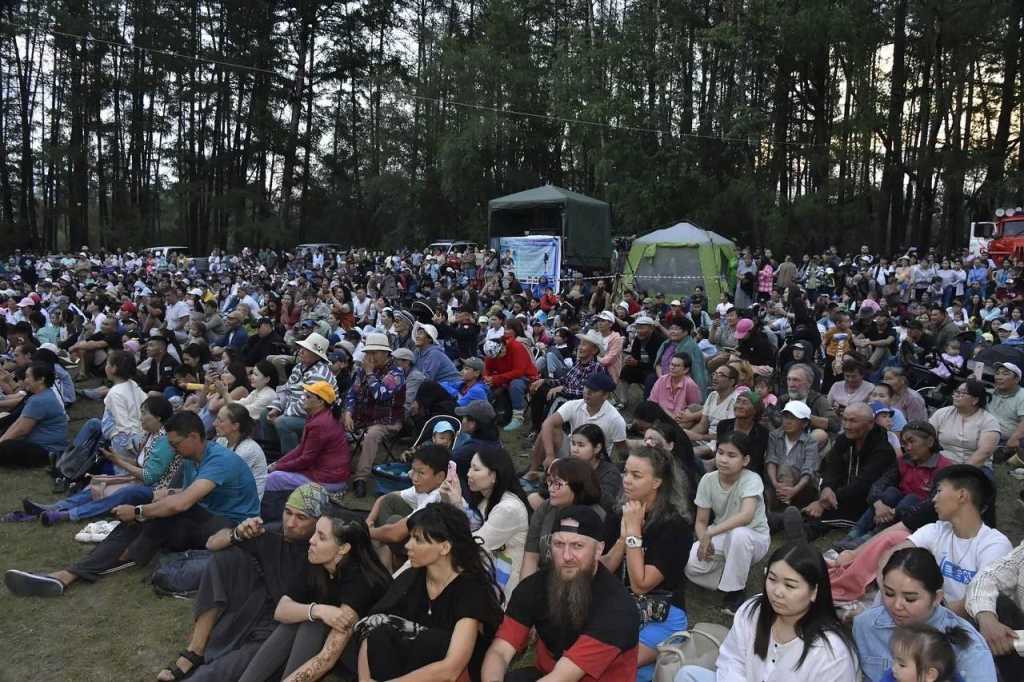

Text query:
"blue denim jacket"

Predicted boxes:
[[853, 604, 995, 682]]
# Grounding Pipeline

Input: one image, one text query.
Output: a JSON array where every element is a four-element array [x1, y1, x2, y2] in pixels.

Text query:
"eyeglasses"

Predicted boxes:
[[547, 478, 566, 490], [951, 390, 968, 397]]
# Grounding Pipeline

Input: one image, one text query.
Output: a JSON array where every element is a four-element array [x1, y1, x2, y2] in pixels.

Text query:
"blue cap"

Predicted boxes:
[[432, 421, 456, 434], [869, 400, 894, 416], [584, 372, 616, 393]]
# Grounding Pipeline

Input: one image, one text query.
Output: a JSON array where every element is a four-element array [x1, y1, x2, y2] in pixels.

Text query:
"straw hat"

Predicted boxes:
[[295, 333, 330, 362], [362, 332, 393, 354]]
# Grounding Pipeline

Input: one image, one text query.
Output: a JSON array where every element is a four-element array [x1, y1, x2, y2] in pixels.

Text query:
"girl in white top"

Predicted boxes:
[[103, 351, 147, 455], [677, 543, 860, 682], [440, 444, 529, 602], [215, 359, 279, 420]]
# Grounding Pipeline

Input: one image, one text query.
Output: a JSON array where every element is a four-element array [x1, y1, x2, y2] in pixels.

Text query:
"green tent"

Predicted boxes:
[[488, 185, 611, 271], [622, 223, 738, 303]]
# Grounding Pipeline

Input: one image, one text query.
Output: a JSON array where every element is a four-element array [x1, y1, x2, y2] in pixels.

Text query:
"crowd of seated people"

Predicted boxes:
[[0, 243, 1023, 681]]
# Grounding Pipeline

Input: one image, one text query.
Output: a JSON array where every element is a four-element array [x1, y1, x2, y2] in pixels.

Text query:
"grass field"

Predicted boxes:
[[2, 397, 1023, 682]]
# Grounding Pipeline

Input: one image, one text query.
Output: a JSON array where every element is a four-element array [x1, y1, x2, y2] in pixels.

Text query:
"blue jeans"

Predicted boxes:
[[507, 378, 528, 411], [273, 415, 306, 454], [52, 484, 153, 521], [545, 351, 570, 380], [852, 488, 921, 537]]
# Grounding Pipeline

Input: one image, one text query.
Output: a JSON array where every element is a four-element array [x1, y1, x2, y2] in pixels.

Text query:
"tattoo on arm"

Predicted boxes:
[[288, 628, 350, 682]]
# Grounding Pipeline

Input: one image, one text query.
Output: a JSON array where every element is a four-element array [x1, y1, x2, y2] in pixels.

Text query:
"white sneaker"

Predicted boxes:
[[91, 520, 119, 541], [74, 522, 101, 543]]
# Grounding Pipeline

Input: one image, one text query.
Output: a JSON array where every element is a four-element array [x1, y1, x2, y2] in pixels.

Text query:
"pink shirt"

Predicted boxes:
[[649, 373, 701, 416]]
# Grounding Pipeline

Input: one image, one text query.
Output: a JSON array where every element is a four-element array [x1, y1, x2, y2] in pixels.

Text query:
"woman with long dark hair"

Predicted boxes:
[[677, 543, 859, 680], [854, 547, 996, 681], [237, 518, 392, 682], [440, 444, 529, 598], [354, 503, 504, 682]]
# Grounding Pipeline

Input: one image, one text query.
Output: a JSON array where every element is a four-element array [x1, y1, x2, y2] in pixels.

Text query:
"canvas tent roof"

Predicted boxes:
[[633, 222, 735, 247], [488, 185, 611, 270], [623, 221, 737, 302], [488, 185, 608, 210]]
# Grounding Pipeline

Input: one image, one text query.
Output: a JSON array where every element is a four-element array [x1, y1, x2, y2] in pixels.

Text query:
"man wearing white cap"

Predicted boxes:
[[412, 322, 459, 383], [763, 401, 822, 522], [343, 332, 407, 497], [528, 329, 607, 431], [620, 314, 665, 399], [265, 333, 337, 455], [594, 311, 623, 382], [989, 363, 1024, 455]]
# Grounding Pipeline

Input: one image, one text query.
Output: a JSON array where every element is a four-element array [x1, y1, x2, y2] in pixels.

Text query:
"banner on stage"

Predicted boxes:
[[498, 236, 561, 292]]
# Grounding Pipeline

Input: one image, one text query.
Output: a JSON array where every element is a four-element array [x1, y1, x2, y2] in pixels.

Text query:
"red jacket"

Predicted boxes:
[[274, 409, 351, 484], [484, 338, 539, 387], [898, 452, 952, 499]]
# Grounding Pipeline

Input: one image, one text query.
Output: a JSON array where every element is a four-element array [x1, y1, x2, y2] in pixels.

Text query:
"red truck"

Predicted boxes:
[[970, 207, 1024, 264]]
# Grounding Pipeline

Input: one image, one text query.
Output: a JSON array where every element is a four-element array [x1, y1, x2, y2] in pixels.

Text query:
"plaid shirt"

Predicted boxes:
[[967, 540, 1024, 617], [554, 358, 604, 400], [345, 360, 407, 428], [274, 359, 338, 417]]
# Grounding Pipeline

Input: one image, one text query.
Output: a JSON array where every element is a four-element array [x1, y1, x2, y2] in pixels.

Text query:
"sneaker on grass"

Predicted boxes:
[[4, 570, 64, 597]]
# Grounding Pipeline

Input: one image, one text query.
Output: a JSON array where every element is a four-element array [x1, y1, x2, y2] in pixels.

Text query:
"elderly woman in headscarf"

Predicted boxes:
[[157, 483, 333, 681]]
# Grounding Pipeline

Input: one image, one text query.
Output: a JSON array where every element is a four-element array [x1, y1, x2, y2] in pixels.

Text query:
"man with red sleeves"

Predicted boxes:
[[483, 333, 539, 432], [480, 506, 640, 682]]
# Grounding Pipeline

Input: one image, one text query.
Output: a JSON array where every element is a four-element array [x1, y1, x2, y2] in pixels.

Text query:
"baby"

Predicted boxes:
[[929, 339, 963, 380]]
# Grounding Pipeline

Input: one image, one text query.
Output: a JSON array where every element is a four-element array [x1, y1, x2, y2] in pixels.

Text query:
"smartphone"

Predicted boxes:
[[446, 461, 458, 485]]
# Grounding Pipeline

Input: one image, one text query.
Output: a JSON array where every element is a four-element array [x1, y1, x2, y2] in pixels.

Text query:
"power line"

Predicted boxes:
[[3, 19, 829, 149]]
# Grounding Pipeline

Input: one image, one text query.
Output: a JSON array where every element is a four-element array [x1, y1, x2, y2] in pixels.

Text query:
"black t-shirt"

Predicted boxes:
[[496, 565, 639, 681], [603, 512, 693, 609], [369, 568, 502, 678], [236, 523, 310, 602], [286, 561, 385, 618], [89, 331, 123, 350]]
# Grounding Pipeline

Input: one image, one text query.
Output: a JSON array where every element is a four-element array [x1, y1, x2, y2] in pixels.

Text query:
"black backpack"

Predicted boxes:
[[52, 426, 106, 492]]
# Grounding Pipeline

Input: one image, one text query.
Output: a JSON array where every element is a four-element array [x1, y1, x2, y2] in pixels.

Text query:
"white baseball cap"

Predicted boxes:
[[781, 400, 811, 420], [996, 362, 1022, 379]]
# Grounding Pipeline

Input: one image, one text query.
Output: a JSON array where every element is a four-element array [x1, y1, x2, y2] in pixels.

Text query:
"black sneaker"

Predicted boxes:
[[4, 570, 65, 597], [721, 590, 746, 615], [22, 498, 53, 516], [353, 480, 367, 498], [782, 506, 806, 544]]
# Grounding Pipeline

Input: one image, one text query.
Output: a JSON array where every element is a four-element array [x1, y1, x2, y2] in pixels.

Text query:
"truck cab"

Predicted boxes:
[[971, 207, 1024, 263]]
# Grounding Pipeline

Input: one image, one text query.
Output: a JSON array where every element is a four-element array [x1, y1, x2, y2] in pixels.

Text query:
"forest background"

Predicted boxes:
[[1, 0, 1022, 255]]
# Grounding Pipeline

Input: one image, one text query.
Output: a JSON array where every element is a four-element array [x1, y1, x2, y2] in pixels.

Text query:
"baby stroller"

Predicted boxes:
[[905, 350, 971, 412], [372, 414, 461, 495]]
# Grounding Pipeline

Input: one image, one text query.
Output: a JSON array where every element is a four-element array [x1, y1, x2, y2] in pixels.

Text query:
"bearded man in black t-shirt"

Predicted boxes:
[[481, 506, 640, 682]]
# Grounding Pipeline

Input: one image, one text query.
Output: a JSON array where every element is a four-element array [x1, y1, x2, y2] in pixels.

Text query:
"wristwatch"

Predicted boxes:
[[134, 505, 145, 522], [625, 535, 643, 549]]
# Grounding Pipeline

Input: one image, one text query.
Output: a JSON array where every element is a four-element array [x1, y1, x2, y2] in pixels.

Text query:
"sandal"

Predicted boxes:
[[157, 650, 203, 681]]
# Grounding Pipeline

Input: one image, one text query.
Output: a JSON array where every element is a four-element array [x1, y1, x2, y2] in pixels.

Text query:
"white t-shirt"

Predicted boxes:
[[398, 486, 441, 512], [166, 300, 192, 331], [909, 521, 1012, 602], [556, 398, 628, 446], [695, 469, 770, 536], [702, 388, 739, 434]]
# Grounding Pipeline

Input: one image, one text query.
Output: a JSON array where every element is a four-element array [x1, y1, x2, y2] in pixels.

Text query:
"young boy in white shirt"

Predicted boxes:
[[890, 464, 1012, 616], [366, 444, 449, 570]]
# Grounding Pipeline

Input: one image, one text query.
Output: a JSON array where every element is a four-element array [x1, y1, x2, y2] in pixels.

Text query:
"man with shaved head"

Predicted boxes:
[[797, 401, 897, 535]]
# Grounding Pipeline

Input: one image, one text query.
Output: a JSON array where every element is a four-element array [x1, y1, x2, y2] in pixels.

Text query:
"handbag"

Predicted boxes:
[[653, 623, 730, 682], [623, 550, 672, 624]]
